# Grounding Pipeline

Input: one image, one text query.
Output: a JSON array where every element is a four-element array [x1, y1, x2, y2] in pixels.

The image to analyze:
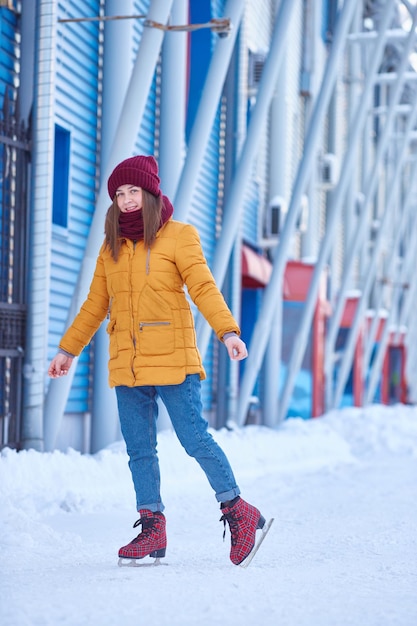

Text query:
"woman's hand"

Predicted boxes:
[[48, 353, 74, 378], [224, 336, 248, 361]]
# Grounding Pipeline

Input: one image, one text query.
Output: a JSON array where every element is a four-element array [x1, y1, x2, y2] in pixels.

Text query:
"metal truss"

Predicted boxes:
[[236, 0, 417, 424]]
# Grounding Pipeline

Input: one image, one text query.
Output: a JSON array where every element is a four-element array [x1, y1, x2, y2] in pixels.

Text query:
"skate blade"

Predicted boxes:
[[240, 517, 274, 569], [118, 557, 164, 568]]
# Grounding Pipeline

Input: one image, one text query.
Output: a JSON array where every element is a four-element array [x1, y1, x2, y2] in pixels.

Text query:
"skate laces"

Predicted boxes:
[[130, 516, 154, 544], [220, 510, 242, 546]]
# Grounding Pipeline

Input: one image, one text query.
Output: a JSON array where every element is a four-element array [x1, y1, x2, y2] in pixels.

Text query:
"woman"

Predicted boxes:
[[48, 155, 266, 566]]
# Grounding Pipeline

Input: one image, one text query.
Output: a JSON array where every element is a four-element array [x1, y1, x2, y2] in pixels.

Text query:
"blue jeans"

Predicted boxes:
[[115, 374, 240, 512]]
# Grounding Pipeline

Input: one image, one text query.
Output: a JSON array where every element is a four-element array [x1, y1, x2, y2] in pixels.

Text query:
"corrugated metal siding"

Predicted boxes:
[[0, 8, 19, 111], [49, 0, 103, 413], [132, 0, 158, 156], [242, 0, 273, 245]]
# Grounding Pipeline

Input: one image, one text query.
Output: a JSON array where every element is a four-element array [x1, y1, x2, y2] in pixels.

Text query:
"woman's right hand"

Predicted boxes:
[[48, 353, 74, 378]]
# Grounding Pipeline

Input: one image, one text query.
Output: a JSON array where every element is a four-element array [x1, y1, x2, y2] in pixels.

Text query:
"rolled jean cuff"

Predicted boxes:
[[137, 502, 165, 513], [215, 487, 241, 503]]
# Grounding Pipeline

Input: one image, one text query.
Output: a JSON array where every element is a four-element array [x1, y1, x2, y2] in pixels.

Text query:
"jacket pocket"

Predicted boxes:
[[106, 319, 118, 359], [138, 321, 175, 355], [137, 285, 175, 356]]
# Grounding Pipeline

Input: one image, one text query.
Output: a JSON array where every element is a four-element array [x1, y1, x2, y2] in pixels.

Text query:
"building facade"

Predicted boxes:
[[1, 0, 416, 452]]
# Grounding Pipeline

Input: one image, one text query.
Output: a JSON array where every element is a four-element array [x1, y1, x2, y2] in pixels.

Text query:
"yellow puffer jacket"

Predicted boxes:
[[59, 220, 240, 387]]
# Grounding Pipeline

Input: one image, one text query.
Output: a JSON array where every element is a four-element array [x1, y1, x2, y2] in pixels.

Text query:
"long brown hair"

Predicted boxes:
[[104, 189, 163, 261]]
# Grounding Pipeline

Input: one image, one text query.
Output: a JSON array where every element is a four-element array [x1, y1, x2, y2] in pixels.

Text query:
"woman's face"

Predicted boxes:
[[115, 184, 143, 213]]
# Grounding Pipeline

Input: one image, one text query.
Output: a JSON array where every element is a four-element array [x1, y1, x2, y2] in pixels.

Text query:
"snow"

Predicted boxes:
[[1, 404, 417, 626]]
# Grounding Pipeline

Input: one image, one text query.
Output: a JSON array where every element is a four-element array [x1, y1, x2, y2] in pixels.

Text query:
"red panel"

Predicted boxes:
[[341, 296, 360, 326], [241, 245, 273, 289], [283, 260, 314, 301], [312, 300, 326, 417], [354, 330, 364, 406], [381, 348, 389, 405]]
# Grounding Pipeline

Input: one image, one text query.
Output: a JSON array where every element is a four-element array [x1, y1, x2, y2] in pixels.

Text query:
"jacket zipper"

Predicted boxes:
[[139, 321, 171, 331], [130, 242, 136, 376], [107, 297, 113, 320]]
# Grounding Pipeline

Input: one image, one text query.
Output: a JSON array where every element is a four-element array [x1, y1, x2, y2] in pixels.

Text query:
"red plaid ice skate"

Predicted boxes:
[[220, 497, 265, 565], [118, 510, 166, 560]]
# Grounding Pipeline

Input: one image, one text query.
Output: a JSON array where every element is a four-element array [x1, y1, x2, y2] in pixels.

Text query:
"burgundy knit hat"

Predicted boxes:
[[107, 155, 161, 199]]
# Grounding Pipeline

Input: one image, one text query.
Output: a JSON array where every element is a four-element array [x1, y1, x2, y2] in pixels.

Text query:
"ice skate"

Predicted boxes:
[[118, 509, 166, 567], [220, 497, 273, 567]]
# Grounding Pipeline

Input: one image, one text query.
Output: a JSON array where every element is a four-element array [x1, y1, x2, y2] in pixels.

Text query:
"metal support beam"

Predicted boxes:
[[159, 0, 188, 196], [264, 22, 289, 427], [90, 0, 133, 454], [348, 29, 412, 43], [234, 0, 360, 427], [43, 0, 175, 451], [374, 72, 417, 84]]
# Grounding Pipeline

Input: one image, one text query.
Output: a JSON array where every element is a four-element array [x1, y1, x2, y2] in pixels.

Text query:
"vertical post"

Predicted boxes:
[[90, 0, 134, 454], [264, 2, 288, 426], [159, 0, 188, 195]]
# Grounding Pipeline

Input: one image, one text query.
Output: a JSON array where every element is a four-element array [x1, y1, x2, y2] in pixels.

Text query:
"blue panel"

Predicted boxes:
[[240, 288, 262, 398], [52, 125, 70, 228], [187, 1, 212, 136]]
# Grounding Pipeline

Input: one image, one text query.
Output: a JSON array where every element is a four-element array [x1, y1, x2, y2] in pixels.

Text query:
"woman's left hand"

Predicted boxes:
[[224, 336, 248, 361]]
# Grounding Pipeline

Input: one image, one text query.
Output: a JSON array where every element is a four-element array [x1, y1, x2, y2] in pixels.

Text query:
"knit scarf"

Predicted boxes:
[[118, 194, 174, 241]]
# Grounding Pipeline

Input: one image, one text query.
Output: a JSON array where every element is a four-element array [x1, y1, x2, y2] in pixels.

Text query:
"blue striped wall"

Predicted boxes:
[[49, 0, 102, 413]]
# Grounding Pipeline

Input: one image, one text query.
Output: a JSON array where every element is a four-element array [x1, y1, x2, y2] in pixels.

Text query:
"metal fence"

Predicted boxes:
[[0, 89, 31, 449]]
